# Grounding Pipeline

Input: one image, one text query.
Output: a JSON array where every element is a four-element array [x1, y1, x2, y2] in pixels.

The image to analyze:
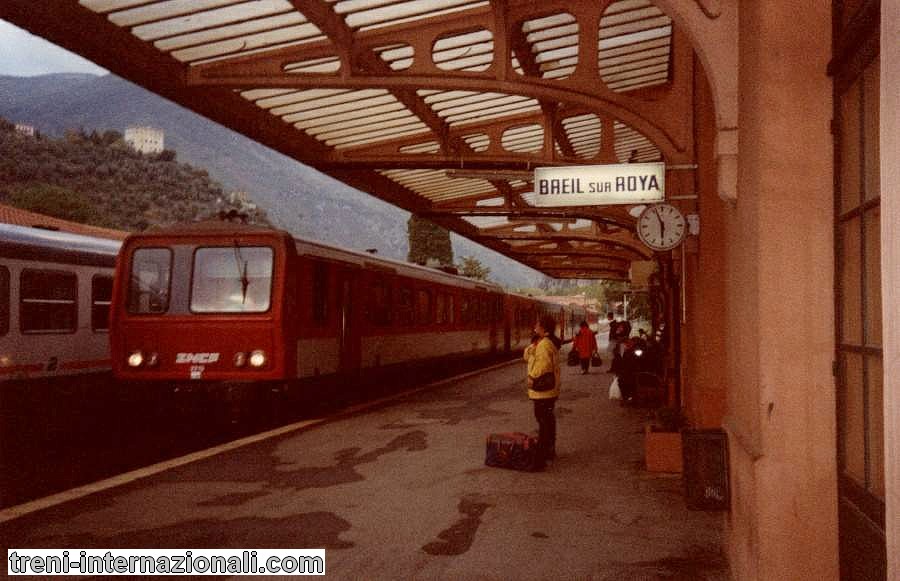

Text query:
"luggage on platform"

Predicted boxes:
[[608, 376, 622, 400], [567, 349, 579, 366], [485, 432, 544, 471]]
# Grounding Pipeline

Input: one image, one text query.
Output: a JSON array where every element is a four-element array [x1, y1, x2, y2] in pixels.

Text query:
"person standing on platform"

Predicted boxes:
[[573, 321, 598, 374], [525, 315, 562, 462], [614, 315, 632, 347], [605, 312, 617, 370]]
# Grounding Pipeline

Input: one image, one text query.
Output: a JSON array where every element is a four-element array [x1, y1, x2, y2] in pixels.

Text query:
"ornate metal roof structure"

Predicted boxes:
[[2, 0, 707, 279]]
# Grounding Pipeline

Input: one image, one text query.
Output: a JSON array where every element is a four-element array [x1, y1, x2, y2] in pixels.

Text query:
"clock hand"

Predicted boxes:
[[655, 206, 665, 239]]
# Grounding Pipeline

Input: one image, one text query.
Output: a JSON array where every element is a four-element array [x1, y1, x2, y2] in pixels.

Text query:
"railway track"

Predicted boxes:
[[0, 354, 513, 509]]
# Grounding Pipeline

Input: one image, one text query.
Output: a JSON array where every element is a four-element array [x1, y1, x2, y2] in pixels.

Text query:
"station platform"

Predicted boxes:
[[0, 356, 729, 580]]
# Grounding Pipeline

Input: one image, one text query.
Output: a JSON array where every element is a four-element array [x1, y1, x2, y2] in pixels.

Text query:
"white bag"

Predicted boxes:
[[608, 376, 622, 400]]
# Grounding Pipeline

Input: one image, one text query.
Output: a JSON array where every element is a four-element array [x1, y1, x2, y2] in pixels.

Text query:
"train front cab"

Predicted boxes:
[[110, 227, 297, 386]]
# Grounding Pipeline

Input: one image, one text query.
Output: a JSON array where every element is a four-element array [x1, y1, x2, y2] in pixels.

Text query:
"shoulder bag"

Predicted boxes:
[[531, 372, 556, 392]]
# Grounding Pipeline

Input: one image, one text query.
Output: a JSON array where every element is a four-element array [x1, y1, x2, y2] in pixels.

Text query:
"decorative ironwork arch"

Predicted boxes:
[[0, 0, 723, 280]]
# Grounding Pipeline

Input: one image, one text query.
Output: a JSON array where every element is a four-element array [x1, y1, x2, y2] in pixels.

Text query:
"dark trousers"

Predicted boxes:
[[579, 357, 590, 372], [533, 397, 557, 459]]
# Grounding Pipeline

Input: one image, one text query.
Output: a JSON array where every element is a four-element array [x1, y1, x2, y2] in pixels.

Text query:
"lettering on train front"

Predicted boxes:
[[175, 352, 220, 364]]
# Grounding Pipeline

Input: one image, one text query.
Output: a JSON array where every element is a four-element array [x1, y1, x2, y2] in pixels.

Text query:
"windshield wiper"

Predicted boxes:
[[233, 241, 250, 305]]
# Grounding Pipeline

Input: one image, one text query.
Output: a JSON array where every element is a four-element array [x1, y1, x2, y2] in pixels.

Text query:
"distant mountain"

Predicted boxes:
[[0, 124, 269, 231], [0, 73, 544, 287]]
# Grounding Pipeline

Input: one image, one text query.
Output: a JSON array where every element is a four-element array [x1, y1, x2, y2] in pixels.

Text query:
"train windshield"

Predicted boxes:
[[128, 248, 172, 314], [190, 246, 273, 313]]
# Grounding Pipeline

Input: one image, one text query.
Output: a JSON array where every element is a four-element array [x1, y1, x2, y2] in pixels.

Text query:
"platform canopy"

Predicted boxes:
[[1, 0, 704, 279]]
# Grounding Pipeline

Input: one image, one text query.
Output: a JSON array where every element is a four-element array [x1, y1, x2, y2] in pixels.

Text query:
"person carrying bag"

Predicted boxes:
[[525, 315, 561, 462], [572, 321, 598, 374]]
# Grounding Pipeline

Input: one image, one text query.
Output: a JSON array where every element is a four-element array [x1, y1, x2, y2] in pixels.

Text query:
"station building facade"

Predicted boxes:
[[671, 1, 896, 579]]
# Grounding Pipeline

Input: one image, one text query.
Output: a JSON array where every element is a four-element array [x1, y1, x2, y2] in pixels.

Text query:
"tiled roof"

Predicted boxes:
[[0, 204, 129, 240]]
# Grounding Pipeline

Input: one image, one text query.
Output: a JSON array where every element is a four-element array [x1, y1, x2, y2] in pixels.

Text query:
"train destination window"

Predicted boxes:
[[92, 275, 113, 331], [191, 246, 273, 313], [20, 269, 77, 333], [0, 266, 8, 336], [128, 248, 172, 314]]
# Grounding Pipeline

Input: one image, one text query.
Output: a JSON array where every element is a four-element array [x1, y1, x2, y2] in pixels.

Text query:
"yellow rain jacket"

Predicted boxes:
[[524, 336, 560, 400]]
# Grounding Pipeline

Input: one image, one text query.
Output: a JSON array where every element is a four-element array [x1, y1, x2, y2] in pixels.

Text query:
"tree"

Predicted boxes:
[[101, 130, 123, 146], [624, 291, 652, 321], [458, 255, 491, 281], [64, 128, 88, 144], [6, 183, 100, 225], [407, 215, 453, 266], [156, 149, 177, 162]]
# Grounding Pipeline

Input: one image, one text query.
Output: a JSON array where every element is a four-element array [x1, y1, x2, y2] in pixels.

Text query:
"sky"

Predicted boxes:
[[0, 20, 107, 77]]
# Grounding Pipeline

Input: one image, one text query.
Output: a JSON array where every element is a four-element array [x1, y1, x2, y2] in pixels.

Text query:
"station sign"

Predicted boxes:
[[533, 162, 665, 206]]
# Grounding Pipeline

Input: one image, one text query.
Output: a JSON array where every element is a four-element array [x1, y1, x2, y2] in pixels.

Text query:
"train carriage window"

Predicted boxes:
[[435, 293, 446, 324], [20, 269, 77, 333], [91, 275, 113, 331], [0, 266, 8, 336], [397, 287, 413, 326], [312, 261, 328, 325], [448, 294, 456, 324], [191, 246, 273, 313], [415, 289, 432, 326], [368, 277, 392, 326], [128, 248, 172, 314], [460, 297, 471, 325]]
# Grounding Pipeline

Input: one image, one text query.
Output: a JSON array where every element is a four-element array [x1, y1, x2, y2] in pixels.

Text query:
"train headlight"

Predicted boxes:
[[634, 349, 644, 357], [249, 350, 267, 368], [234, 352, 247, 368], [127, 351, 144, 367]]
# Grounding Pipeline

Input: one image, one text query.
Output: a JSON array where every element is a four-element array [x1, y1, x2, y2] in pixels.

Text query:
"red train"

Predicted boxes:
[[110, 223, 584, 388]]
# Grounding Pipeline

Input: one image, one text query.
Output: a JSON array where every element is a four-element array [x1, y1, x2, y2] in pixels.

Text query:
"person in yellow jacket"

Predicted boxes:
[[523, 314, 562, 461]]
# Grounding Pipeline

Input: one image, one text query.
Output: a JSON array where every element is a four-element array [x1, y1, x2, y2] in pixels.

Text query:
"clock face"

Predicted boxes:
[[636, 203, 686, 251]]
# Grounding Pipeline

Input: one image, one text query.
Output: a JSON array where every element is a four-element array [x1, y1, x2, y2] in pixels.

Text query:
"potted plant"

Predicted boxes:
[[644, 406, 687, 473]]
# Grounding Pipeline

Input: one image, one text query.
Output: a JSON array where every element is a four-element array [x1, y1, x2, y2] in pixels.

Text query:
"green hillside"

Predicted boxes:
[[0, 117, 265, 231]]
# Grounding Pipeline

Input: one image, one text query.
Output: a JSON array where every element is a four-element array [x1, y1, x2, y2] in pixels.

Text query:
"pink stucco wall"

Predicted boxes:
[[684, 2, 840, 579]]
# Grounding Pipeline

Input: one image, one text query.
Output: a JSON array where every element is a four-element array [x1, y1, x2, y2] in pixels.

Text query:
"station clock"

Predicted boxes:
[[636, 203, 687, 252]]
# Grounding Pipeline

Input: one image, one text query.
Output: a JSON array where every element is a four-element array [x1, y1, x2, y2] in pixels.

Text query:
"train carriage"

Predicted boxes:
[[0, 224, 120, 383]]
